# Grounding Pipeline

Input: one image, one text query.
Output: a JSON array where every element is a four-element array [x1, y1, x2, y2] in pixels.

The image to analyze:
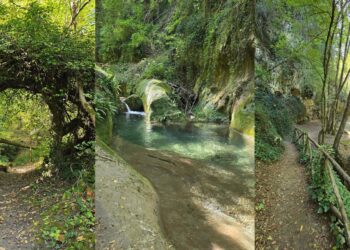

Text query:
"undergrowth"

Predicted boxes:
[[295, 140, 350, 249], [256, 86, 306, 162], [34, 171, 95, 249]]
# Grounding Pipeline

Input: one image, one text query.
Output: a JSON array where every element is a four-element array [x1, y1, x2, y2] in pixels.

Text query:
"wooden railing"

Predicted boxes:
[[293, 127, 350, 245]]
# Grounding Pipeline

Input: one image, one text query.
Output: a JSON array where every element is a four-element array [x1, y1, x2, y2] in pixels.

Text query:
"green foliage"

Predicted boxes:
[[0, 2, 94, 81], [97, 0, 252, 122], [96, 67, 120, 120], [95, 65, 121, 144], [331, 217, 347, 249], [98, 0, 152, 62], [258, 91, 291, 135], [256, 201, 265, 212], [0, 89, 51, 166], [0, 144, 18, 164], [193, 104, 228, 123], [38, 181, 95, 249], [255, 104, 284, 162], [142, 55, 174, 80], [301, 85, 314, 99], [0, 2, 96, 249], [0, 90, 51, 133], [295, 141, 350, 249], [54, 141, 95, 181], [256, 0, 329, 105], [255, 91, 285, 162], [256, 85, 306, 162], [150, 97, 185, 123], [285, 96, 307, 123], [0, 1, 95, 174]]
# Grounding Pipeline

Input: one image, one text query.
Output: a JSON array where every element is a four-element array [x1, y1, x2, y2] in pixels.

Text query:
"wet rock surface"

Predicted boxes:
[[95, 145, 172, 250], [115, 138, 254, 250]]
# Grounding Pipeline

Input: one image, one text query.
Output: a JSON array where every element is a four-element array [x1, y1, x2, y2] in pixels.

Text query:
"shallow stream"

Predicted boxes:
[[111, 115, 255, 249]]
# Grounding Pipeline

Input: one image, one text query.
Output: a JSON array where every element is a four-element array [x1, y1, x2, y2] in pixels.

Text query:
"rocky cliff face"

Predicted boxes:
[[193, 0, 255, 134], [97, 0, 255, 132]]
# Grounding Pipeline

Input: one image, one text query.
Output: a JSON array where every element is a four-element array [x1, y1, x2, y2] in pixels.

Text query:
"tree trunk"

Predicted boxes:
[[319, 0, 337, 144], [334, 90, 350, 150]]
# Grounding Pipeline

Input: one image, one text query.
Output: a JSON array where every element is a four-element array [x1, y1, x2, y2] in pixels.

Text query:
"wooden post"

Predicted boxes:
[[30, 137, 32, 163], [303, 133, 308, 154], [325, 158, 350, 245], [297, 130, 302, 145], [305, 134, 308, 151], [308, 140, 314, 176], [30, 147, 32, 162], [308, 141, 312, 160]]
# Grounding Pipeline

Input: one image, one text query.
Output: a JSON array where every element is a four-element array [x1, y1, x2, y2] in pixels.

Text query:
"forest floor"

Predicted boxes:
[[256, 141, 334, 249], [0, 166, 67, 250], [112, 137, 254, 250]]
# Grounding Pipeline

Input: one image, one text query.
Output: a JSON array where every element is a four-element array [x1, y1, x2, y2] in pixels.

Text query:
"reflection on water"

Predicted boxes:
[[114, 115, 253, 172]]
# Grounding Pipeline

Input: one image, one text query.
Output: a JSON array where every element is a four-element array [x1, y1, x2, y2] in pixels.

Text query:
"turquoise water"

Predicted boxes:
[[114, 115, 253, 172]]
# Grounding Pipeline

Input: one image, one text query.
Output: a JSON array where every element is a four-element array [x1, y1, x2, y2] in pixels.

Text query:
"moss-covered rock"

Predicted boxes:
[[98, 1, 255, 127], [125, 95, 144, 111], [96, 111, 113, 145], [192, 0, 255, 124], [135, 79, 184, 122], [230, 91, 254, 136], [192, 103, 228, 123], [136, 79, 170, 113], [303, 98, 318, 120]]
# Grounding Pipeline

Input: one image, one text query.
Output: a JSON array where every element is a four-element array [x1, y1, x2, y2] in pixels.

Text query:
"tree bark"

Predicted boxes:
[[319, 0, 337, 144], [333, 89, 350, 150], [77, 82, 96, 127]]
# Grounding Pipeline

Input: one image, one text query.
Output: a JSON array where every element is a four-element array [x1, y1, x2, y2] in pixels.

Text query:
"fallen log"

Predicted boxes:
[[0, 138, 36, 149]]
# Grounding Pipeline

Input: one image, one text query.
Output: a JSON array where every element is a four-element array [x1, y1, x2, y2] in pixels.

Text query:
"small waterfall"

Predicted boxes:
[[123, 101, 131, 112], [121, 98, 145, 116]]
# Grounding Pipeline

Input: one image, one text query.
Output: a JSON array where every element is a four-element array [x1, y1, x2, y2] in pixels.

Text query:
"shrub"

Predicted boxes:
[[256, 87, 306, 162], [255, 101, 284, 162], [193, 104, 228, 123]]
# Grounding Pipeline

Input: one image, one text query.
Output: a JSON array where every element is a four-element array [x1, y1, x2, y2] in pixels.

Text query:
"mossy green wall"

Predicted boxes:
[[230, 86, 254, 136]]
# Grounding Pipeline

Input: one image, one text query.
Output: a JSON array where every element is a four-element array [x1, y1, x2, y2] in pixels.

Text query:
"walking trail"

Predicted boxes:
[[0, 164, 67, 250], [0, 168, 40, 249], [256, 141, 334, 249]]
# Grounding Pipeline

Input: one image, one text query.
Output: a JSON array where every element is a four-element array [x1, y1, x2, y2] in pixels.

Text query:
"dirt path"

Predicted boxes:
[[0, 165, 68, 250], [297, 120, 323, 142], [298, 119, 350, 173], [256, 141, 334, 249], [0, 170, 40, 249], [114, 137, 254, 250]]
